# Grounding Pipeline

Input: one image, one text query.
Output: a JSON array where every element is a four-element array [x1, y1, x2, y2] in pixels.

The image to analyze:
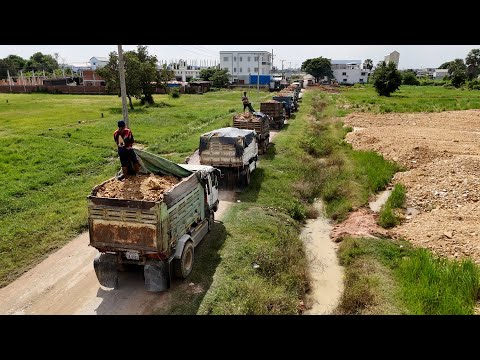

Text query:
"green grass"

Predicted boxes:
[[336, 237, 480, 315], [337, 84, 480, 114], [197, 205, 309, 314], [378, 184, 406, 228], [299, 91, 402, 221], [0, 90, 273, 287]]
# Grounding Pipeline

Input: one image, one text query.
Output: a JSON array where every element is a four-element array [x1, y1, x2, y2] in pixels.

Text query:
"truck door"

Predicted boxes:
[[209, 171, 219, 206]]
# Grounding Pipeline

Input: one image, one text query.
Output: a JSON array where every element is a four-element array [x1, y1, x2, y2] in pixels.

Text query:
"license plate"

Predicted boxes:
[[125, 251, 140, 260]]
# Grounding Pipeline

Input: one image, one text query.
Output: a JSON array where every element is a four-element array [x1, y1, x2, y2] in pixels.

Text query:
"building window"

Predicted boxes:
[[254, 56, 259, 61], [359, 78, 364, 82], [224, 68, 228, 71], [239, 57, 243, 61], [343, 79, 347, 82], [254, 67, 258, 73], [248, 67, 251, 73], [234, 67, 236, 73], [239, 68, 242, 73], [223, 57, 229, 61], [342, 72, 347, 76], [248, 56, 251, 61], [234, 57, 236, 61], [361, 72, 366, 76]]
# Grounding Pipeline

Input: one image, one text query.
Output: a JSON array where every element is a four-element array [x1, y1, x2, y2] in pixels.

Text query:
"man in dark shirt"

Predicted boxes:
[[114, 120, 140, 178], [242, 91, 255, 113]]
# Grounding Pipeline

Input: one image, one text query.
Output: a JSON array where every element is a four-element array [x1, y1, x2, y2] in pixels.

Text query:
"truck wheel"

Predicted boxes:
[[173, 241, 194, 279], [93, 253, 118, 289], [208, 211, 215, 232], [263, 139, 268, 154], [245, 167, 251, 186]]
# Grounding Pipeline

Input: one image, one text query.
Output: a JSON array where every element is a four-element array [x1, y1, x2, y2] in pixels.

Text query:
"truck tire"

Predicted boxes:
[[208, 211, 215, 232], [263, 138, 269, 154], [93, 253, 118, 289], [244, 167, 251, 186], [173, 241, 194, 279]]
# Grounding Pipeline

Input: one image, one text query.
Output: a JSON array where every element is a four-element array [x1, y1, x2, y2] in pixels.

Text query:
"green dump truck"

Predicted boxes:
[[88, 149, 220, 292]]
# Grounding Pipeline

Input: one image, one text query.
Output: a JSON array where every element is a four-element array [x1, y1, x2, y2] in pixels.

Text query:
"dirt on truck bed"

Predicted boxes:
[[96, 174, 179, 201], [340, 110, 480, 264]]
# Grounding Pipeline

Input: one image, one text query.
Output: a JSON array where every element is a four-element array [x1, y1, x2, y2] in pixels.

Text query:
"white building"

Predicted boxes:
[[433, 68, 449, 80], [168, 60, 202, 82], [89, 57, 109, 70], [220, 51, 272, 84], [67, 62, 91, 73], [331, 60, 370, 84], [384, 51, 400, 67]]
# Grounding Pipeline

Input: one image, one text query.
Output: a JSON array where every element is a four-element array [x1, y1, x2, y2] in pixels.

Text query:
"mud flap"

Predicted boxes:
[[93, 253, 118, 288], [144, 259, 170, 292]]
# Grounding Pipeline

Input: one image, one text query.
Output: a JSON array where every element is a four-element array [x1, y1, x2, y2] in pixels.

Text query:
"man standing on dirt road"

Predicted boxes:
[[114, 120, 140, 179], [242, 91, 255, 113]]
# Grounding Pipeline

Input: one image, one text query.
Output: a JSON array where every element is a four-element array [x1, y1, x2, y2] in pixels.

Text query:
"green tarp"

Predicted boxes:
[[133, 149, 193, 178]]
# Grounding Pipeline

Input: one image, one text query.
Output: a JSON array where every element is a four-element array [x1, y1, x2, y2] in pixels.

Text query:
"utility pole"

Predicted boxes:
[[281, 60, 285, 79], [257, 53, 260, 93], [7, 69, 12, 92], [117, 44, 129, 128]]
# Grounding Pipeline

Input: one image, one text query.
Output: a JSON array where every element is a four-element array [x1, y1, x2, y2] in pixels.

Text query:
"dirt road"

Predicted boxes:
[[342, 110, 480, 264], [0, 131, 280, 315]]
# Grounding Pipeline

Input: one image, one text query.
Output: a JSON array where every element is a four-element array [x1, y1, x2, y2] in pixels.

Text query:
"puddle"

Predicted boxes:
[[369, 189, 392, 212], [301, 201, 344, 315]]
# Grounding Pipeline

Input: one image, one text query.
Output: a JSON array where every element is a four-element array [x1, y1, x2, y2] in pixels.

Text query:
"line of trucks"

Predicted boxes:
[[88, 83, 303, 292]]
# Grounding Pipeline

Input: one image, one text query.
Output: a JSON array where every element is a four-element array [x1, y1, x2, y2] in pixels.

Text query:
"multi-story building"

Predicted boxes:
[[168, 60, 202, 82], [219, 51, 272, 84], [331, 60, 370, 84], [384, 51, 400, 67]]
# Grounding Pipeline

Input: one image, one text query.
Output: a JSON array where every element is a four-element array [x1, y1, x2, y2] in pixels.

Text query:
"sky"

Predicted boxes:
[[1, 45, 479, 70]]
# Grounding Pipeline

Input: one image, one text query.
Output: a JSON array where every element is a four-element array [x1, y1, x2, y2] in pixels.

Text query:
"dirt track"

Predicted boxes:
[[342, 110, 480, 264], [0, 131, 280, 315]]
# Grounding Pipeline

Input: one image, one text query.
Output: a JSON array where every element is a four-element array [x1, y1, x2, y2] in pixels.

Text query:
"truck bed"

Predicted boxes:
[[88, 173, 204, 256]]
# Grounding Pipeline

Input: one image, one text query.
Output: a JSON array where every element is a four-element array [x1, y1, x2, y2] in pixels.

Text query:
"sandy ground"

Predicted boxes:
[[302, 201, 344, 314], [341, 110, 480, 264], [0, 131, 280, 315]]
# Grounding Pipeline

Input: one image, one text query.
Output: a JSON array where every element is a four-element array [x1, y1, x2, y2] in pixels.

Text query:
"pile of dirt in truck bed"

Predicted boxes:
[[342, 109, 480, 264], [262, 100, 280, 103], [233, 113, 259, 122], [95, 174, 179, 201]]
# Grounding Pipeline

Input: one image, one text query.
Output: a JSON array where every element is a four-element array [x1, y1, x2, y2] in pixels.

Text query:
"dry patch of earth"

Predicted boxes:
[[340, 110, 480, 264]]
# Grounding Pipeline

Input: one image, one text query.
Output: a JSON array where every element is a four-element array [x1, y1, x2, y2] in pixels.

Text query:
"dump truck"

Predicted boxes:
[[88, 149, 220, 292], [199, 127, 258, 188], [260, 100, 285, 130], [272, 93, 296, 118], [232, 112, 270, 154]]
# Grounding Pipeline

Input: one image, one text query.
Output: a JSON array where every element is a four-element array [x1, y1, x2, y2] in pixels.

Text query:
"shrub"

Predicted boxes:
[[170, 88, 180, 98]]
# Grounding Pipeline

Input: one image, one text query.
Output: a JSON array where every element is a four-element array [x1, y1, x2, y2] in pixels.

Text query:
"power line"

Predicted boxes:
[[190, 45, 218, 56], [173, 45, 218, 59]]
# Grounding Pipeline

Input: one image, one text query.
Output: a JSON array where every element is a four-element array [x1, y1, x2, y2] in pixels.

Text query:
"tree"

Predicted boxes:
[[97, 46, 159, 109], [25, 52, 58, 73], [465, 49, 480, 80], [448, 59, 467, 88], [438, 61, 454, 70], [156, 64, 175, 91], [301, 57, 333, 83], [211, 69, 229, 88], [199, 67, 217, 81], [363, 59, 373, 70], [402, 70, 420, 85], [371, 61, 402, 96]]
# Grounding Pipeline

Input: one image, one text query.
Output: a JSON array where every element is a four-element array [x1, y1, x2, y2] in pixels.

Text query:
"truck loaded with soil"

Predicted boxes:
[[89, 149, 220, 292]]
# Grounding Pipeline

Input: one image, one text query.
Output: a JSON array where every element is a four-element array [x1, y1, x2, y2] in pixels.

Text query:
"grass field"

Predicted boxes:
[[336, 237, 480, 315], [338, 84, 480, 114], [0, 90, 272, 287]]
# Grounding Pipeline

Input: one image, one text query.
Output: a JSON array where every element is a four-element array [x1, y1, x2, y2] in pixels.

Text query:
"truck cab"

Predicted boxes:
[[178, 164, 220, 211]]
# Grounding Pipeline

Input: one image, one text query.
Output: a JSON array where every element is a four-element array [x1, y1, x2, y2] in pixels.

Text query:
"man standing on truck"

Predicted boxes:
[[242, 91, 255, 113], [114, 120, 140, 179]]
